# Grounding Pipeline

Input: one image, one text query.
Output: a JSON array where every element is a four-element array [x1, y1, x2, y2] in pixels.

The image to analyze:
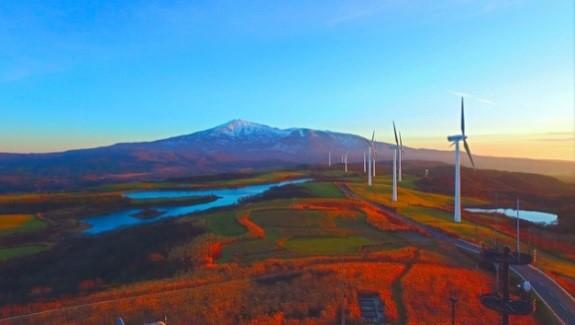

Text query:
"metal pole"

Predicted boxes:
[[516, 198, 520, 255], [450, 294, 458, 325], [368, 148, 372, 187], [392, 148, 398, 202], [502, 247, 510, 325]]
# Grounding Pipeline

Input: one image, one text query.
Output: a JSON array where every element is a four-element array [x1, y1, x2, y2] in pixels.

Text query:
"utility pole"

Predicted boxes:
[[494, 193, 499, 248], [516, 197, 520, 255], [450, 293, 458, 325]]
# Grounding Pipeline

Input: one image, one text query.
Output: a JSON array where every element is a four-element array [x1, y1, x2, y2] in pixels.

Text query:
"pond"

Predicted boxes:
[[465, 208, 558, 226], [84, 178, 311, 234]]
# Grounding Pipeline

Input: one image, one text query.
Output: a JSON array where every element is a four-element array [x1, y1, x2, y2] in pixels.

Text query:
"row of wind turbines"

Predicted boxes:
[[328, 97, 475, 224]]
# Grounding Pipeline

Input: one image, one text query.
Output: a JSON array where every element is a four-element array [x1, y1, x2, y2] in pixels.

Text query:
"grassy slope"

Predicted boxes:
[[284, 236, 373, 255], [0, 170, 561, 324], [0, 214, 48, 261], [0, 214, 46, 236], [345, 173, 575, 286], [300, 182, 345, 198], [0, 245, 46, 262], [95, 170, 309, 192]]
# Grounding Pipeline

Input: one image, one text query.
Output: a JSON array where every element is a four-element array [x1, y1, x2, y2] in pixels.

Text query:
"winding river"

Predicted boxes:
[[84, 178, 310, 234]]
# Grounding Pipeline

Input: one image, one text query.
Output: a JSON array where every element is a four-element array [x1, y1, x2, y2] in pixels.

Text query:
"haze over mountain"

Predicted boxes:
[[0, 119, 573, 192]]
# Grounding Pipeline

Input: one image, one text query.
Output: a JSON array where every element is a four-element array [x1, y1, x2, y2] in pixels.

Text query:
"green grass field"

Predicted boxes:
[[219, 238, 290, 262], [283, 236, 373, 255], [0, 244, 47, 261], [213, 195, 413, 262], [95, 170, 309, 192], [300, 182, 344, 198], [0, 214, 46, 236], [203, 211, 247, 237]]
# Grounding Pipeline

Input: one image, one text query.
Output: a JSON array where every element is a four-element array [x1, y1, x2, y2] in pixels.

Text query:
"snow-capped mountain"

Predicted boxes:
[[0, 119, 380, 191], [147, 119, 372, 156]]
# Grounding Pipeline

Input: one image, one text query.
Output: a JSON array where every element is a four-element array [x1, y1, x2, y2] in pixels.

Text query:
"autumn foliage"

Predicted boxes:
[[0, 245, 542, 325], [290, 198, 423, 234], [237, 214, 265, 239], [168, 234, 224, 268]]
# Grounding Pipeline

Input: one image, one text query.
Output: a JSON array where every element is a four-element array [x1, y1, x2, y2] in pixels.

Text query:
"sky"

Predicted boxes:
[[0, 0, 573, 161]]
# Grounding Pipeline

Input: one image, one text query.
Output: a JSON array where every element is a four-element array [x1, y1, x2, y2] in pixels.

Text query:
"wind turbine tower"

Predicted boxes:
[[516, 198, 521, 255], [372, 131, 377, 177], [363, 152, 366, 173], [368, 131, 375, 186], [447, 97, 475, 223], [399, 132, 404, 182], [329, 152, 331, 168], [392, 122, 399, 202]]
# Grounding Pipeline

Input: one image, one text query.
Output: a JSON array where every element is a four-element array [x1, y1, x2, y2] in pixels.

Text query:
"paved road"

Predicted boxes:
[[337, 183, 575, 325]]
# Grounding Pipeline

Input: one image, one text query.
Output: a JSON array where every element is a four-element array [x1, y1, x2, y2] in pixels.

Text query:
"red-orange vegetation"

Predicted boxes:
[[551, 273, 575, 297], [168, 234, 224, 268], [2, 247, 530, 324], [315, 262, 407, 321], [237, 213, 265, 239], [245, 312, 285, 324], [465, 213, 575, 260], [402, 264, 536, 325], [361, 204, 418, 233], [291, 198, 424, 234], [290, 198, 360, 219]]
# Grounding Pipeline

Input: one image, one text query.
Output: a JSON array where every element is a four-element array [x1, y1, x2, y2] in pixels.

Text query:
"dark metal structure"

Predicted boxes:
[[480, 246, 533, 325], [358, 292, 385, 324]]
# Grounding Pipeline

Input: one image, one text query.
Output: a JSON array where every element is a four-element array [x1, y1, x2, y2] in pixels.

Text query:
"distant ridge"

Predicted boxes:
[[0, 120, 573, 191]]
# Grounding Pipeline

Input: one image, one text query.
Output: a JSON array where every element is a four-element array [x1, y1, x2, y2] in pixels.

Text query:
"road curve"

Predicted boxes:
[[336, 183, 575, 325]]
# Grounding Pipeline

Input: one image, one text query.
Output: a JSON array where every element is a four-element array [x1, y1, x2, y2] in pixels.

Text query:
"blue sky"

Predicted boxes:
[[0, 0, 573, 160]]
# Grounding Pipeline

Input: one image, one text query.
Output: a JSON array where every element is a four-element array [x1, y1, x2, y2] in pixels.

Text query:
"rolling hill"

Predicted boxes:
[[0, 119, 573, 192]]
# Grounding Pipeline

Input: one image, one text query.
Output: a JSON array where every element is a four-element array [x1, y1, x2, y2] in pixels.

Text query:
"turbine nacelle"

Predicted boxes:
[[447, 134, 467, 142]]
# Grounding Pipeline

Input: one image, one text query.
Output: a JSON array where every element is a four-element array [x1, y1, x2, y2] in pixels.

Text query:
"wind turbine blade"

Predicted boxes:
[[399, 131, 403, 151], [461, 97, 465, 135], [463, 139, 475, 168], [371, 130, 375, 144], [393, 122, 399, 146]]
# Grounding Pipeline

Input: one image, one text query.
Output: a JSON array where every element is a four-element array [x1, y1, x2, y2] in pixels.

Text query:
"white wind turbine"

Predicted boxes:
[[363, 151, 366, 173], [372, 131, 377, 177], [328, 151, 331, 168], [392, 122, 399, 202], [398, 131, 404, 182], [447, 97, 475, 223], [367, 130, 375, 186]]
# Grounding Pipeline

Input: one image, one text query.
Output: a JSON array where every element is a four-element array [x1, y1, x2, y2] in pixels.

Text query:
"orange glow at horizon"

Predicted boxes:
[[408, 132, 575, 161], [1, 132, 574, 162]]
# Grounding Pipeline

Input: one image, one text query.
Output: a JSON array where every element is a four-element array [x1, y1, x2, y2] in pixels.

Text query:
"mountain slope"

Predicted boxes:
[[0, 119, 573, 192]]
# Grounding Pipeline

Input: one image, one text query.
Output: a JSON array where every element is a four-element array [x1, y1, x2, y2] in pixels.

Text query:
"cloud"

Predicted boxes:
[[448, 89, 496, 106]]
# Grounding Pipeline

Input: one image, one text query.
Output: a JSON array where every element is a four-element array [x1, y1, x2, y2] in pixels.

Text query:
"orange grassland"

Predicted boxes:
[[0, 182, 544, 324], [290, 198, 422, 234], [0, 246, 538, 324]]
